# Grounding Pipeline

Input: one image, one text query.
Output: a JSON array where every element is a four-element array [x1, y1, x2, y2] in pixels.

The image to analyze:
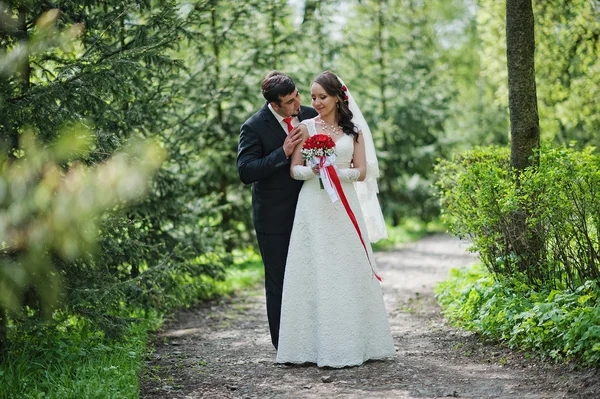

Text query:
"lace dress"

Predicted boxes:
[[276, 119, 395, 368]]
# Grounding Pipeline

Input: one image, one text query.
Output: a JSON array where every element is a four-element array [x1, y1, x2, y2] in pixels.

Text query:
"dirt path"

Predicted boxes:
[[141, 234, 599, 398]]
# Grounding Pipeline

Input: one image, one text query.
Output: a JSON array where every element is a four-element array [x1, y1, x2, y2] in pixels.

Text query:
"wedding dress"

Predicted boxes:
[[276, 118, 395, 368]]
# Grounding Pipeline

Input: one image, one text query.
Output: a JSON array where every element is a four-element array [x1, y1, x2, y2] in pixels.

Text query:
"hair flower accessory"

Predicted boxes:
[[342, 85, 347, 92], [343, 95, 349, 101]]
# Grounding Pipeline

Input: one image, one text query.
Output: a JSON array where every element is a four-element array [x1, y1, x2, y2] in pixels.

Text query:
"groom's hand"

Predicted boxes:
[[283, 127, 303, 157]]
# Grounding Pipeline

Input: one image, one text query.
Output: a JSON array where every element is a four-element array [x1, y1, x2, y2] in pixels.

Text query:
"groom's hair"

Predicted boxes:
[[262, 71, 296, 106]]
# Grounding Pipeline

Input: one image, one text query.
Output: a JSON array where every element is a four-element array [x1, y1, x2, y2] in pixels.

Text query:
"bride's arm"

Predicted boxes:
[[290, 125, 315, 180], [338, 132, 367, 182], [352, 132, 367, 181]]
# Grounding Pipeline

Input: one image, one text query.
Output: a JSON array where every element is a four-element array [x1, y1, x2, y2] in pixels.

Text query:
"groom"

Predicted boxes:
[[237, 71, 318, 349]]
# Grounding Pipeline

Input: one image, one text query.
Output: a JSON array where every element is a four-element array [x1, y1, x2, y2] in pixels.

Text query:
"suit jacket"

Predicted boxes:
[[237, 103, 318, 234]]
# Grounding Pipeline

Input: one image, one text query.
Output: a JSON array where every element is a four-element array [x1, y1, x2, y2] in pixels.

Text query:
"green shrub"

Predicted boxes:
[[435, 144, 600, 289], [436, 265, 600, 365]]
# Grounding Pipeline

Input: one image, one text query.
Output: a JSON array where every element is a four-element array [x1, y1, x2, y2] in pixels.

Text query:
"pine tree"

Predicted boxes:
[[0, 0, 228, 345]]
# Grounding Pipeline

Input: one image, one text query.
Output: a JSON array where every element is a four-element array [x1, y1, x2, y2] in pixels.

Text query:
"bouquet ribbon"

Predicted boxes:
[[317, 156, 382, 282]]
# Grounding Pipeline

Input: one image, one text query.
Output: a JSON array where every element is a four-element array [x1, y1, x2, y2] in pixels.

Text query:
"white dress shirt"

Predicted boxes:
[[268, 104, 299, 134]]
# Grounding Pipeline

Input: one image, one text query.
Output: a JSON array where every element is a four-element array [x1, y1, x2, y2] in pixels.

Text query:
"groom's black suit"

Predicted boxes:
[[237, 103, 318, 349]]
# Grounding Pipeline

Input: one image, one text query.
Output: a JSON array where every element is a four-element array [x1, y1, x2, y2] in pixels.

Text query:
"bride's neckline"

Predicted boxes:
[[326, 133, 351, 145], [308, 118, 350, 144]]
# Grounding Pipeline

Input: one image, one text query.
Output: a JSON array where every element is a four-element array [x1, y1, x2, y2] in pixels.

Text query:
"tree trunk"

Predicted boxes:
[[0, 307, 7, 358], [506, 0, 542, 279], [377, 0, 388, 146], [269, 3, 278, 70], [210, 3, 234, 252], [506, 0, 539, 171], [376, 0, 396, 224], [7, 6, 31, 155], [18, 6, 31, 92]]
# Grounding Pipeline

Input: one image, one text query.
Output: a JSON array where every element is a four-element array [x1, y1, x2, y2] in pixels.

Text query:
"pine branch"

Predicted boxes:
[[80, 4, 133, 60]]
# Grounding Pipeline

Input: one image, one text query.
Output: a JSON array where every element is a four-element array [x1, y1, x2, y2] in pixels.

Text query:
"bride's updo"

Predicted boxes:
[[313, 71, 359, 141]]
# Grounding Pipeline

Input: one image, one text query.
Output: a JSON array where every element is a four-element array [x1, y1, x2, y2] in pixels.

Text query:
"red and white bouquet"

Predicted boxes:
[[301, 134, 336, 164], [301, 134, 336, 190]]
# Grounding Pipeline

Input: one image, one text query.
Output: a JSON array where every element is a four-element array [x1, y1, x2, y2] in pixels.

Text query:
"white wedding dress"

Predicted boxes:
[[276, 119, 395, 368]]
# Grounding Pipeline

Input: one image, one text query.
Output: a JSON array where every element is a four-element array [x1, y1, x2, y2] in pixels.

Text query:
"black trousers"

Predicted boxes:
[[256, 231, 292, 349]]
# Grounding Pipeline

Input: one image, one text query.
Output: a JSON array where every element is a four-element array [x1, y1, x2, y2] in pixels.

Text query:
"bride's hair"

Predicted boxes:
[[313, 71, 359, 141]]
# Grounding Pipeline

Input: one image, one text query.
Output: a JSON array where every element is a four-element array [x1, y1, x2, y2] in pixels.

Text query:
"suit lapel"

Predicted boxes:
[[261, 103, 287, 143]]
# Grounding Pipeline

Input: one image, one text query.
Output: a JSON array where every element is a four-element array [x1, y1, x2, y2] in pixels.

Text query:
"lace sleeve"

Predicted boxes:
[[337, 168, 360, 182], [292, 165, 316, 180]]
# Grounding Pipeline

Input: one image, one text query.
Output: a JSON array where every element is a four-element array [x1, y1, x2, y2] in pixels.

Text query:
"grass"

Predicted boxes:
[[0, 251, 264, 399], [201, 248, 264, 296], [0, 321, 149, 399]]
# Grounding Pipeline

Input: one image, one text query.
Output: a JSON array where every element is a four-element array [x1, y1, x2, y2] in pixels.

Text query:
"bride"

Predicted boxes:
[[276, 71, 395, 368]]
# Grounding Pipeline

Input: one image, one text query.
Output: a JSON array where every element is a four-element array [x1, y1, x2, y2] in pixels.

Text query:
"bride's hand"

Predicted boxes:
[[312, 165, 320, 175]]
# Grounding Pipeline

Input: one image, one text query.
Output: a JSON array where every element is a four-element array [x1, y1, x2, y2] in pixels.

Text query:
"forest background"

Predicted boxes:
[[1, 0, 599, 397]]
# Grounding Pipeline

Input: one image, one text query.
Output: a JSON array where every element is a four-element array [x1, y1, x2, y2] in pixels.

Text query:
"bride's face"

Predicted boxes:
[[310, 83, 337, 119]]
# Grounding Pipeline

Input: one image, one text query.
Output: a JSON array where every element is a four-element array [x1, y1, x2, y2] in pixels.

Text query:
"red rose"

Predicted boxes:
[[302, 134, 335, 153]]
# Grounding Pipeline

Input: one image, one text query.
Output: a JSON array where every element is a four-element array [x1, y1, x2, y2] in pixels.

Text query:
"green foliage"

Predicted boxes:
[[0, 8, 243, 391], [0, 0, 237, 339], [435, 144, 600, 289], [443, 0, 509, 147], [535, 0, 600, 147], [0, 129, 164, 313], [339, 0, 458, 224], [477, 0, 600, 147], [436, 265, 600, 366]]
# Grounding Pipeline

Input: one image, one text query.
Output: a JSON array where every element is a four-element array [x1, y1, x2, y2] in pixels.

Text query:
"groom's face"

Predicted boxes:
[[272, 88, 301, 118]]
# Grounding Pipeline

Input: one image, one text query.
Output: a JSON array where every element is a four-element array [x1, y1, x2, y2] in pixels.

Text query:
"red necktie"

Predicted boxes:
[[283, 117, 294, 133]]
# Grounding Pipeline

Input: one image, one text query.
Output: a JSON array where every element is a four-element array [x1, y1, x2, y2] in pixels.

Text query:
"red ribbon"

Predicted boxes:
[[325, 165, 382, 282]]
